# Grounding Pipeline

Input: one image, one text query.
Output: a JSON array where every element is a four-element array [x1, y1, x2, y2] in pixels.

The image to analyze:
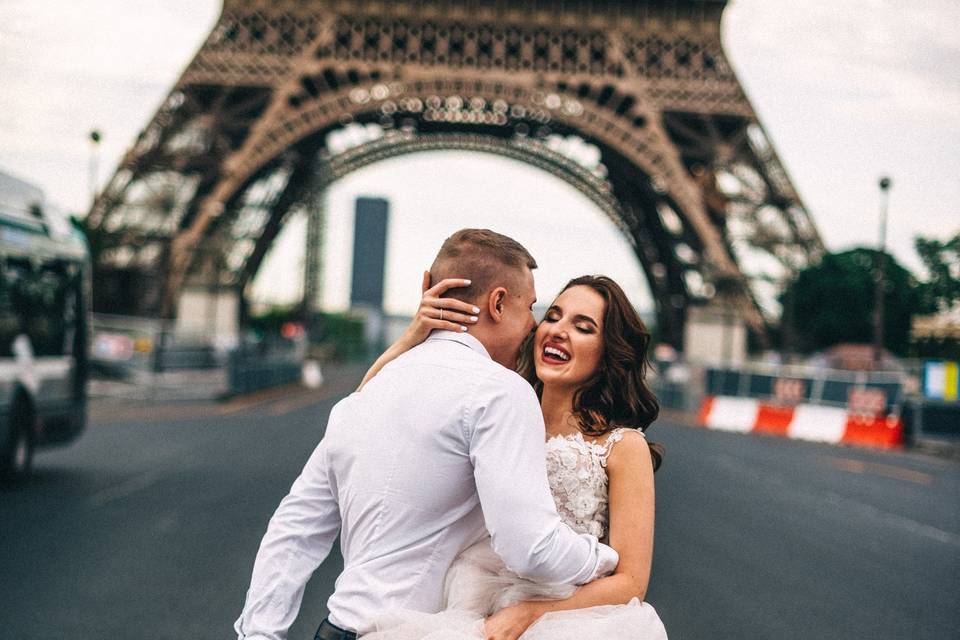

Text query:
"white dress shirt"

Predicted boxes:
[[235, 331, 619, 639]]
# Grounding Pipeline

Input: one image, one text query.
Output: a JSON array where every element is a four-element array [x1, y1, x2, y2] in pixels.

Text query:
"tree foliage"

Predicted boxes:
[[782, 248, 920, 355], [914, 232, 960, 313]]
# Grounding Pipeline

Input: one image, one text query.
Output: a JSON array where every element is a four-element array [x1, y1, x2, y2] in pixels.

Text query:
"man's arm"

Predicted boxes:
[[467, 375, 618, 585], [483, 432, 657, 640], [234, 438, 341, 640]]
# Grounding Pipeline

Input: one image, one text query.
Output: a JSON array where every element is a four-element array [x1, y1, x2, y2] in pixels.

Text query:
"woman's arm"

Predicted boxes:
[[482, 431, 656, 640], [356, 272, 479, 390]]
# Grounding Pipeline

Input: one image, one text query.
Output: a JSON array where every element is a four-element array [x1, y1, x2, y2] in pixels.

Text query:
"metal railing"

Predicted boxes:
[[703, 362, 906, 414], [91, 313, 305, 396], [91, 313, 228, 373], [227, 341, 304, 396], [650, 359, 908, 415]]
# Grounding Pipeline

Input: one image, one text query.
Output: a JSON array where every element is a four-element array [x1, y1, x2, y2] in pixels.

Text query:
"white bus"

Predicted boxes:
[[0, 194, 89, 480]]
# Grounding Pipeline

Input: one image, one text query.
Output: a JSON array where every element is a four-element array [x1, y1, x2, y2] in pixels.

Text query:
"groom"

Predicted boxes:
[[235, 229, 618, 640]]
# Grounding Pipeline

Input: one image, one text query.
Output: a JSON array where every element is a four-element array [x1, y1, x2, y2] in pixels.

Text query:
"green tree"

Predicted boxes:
[[782, 248, 921, 355], [911, 232, 960, 358], [914, 232, 960, 313]]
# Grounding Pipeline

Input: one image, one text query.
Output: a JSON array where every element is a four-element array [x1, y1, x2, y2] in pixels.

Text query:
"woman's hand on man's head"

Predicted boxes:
[[400, 271, 480, 347]]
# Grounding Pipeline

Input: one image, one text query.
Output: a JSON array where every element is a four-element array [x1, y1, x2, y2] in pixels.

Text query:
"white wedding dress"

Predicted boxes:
[[362, 428, 668, 639]]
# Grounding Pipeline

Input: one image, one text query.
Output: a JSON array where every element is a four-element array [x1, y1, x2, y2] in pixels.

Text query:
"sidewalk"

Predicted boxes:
[[88, 361, 369, 406], [910, 437, 960, 462], [89, 368, 229, 404]]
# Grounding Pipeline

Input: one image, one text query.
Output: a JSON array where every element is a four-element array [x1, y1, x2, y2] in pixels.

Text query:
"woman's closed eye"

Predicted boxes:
[[544, 310, 595, 333]]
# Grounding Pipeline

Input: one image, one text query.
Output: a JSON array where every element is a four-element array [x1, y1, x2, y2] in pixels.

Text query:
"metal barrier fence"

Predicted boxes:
[[91, 313, 304, 396], [649, 365, 699, 412], [651, 359, 960, 449], [227, 346, 303, 396], [703, 363, 906, 414], [902, 399, 960, 444], [91, 313, 228, 373], [650, 360, 908, 414]]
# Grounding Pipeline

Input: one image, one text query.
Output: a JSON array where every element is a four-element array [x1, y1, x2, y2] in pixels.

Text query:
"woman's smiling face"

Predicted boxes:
[[534, 285, 606, 390]]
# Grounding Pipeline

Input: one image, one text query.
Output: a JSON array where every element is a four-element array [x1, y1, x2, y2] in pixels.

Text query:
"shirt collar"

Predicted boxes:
[[425, 329, 492, 360]]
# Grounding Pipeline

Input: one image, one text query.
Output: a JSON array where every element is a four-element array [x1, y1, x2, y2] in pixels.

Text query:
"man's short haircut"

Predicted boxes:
[[430, 229, 537, 302]]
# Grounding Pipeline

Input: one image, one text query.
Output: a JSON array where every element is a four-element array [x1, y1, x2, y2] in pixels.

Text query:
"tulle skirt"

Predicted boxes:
[[361, 539, 668, 639]]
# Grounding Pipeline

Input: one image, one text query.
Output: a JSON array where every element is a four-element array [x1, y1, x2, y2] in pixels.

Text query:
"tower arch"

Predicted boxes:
[[86, 0, 825, 349]]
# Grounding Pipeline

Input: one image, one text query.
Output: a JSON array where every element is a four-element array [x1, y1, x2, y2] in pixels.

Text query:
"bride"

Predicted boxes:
[[355, 273, 668, 640]]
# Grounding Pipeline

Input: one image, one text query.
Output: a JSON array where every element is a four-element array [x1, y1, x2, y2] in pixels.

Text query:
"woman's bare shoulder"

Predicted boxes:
[[604, 428, 653, 471]]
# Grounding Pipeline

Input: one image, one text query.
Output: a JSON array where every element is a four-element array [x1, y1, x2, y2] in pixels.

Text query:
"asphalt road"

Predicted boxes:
[[2, 377, 957, 639]]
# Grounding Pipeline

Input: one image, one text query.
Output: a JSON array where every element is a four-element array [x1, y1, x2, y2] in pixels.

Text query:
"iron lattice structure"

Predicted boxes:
[[86, 0, 824, 348]]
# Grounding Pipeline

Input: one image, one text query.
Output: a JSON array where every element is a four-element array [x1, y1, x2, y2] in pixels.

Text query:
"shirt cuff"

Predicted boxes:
[[592, 542, 620, 581]]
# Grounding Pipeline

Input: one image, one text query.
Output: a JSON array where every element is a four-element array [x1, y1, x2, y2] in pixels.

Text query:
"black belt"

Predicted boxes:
[[314, 618, 359, 640]]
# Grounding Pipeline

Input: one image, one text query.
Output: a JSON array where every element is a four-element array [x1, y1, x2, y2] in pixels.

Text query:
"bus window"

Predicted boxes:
[[27, 261, 74, 357], [61, 265, 80, 358], [0, 259, 27, 357]]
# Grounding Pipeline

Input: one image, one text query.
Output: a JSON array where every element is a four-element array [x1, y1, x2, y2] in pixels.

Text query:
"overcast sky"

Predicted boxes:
[[1, 0, 957, 315]]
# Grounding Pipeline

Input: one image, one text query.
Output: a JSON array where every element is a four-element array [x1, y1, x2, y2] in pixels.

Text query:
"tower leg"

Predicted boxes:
[[303, 188, 327, 316], [175, 286, 240, 355]]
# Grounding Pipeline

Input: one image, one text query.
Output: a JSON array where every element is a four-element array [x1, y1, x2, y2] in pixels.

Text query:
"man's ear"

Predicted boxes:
[[487, 287, 507, 323]]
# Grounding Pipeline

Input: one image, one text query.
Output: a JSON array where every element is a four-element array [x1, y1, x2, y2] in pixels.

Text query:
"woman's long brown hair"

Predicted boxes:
[[518, 275, 664, 470]]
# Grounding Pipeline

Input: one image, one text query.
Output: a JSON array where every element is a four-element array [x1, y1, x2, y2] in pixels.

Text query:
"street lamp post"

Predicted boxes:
[[88, 129, 102, 207], [872, 176, 892, 367]]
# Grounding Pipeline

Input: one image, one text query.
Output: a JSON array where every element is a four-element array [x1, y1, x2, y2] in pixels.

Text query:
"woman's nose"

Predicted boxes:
[[546, 324, 568, 340]]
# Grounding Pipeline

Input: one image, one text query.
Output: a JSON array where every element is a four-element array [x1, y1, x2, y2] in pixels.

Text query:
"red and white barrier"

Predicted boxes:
[[698, 396, 903, 449]]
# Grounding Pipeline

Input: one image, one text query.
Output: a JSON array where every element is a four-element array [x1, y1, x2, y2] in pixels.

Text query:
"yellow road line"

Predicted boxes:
[[268, 393, 321, 416], [92, 377, 361, 423], [826, 457, 935, 485], [215, 384, 304, 415], [268, 379, 359, 416], [91, 403, 218, 423]]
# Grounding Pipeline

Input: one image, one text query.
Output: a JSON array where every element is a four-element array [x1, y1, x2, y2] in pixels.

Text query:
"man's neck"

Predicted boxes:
[[466, 323, 510, 369]]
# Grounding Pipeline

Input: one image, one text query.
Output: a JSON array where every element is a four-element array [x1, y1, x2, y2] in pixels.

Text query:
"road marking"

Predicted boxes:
[[714, 452, 960, 549], [215, 385, 300, 414], [91, 373, 363, 423], [90, 471, 162, 507], [821, 489, 960, 548], [215, 396, 265, 415], [826, 456, 935, 485], [268, 393, 323, 416], [268, 380, 359, 416], [93, 385, 308, 422]]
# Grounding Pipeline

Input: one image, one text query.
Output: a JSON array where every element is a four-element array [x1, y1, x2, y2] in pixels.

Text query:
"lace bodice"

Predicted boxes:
[[544, 428, 643, 543]]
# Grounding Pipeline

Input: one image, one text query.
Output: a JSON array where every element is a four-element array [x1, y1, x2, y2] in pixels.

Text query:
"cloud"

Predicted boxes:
[[0, 0, 219, 211], [725, 0, 960, 126], [0, 0, 218, 84], [722, 0, 960, 275], [0, 0, 956, 287]]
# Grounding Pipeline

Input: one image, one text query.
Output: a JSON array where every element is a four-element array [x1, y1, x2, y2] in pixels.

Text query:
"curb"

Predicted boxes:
[[698, 396, 903, 449]]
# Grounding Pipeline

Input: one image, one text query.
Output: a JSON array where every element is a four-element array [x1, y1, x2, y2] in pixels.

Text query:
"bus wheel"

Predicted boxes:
[[1, 399, 34, 481]]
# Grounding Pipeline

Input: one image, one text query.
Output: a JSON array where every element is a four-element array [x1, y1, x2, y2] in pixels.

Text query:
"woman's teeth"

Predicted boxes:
[[544, 346, 570, 361]]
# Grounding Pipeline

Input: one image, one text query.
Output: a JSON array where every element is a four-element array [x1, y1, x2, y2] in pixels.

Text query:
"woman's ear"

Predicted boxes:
[[487, 287, 507, 323]]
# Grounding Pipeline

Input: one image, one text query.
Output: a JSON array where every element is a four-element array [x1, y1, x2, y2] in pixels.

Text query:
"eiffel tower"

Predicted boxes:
[[85, 0, 824, 349]]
